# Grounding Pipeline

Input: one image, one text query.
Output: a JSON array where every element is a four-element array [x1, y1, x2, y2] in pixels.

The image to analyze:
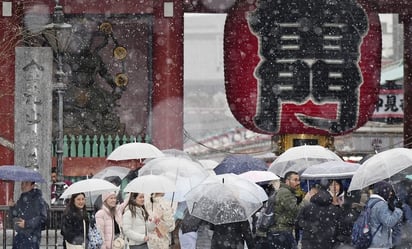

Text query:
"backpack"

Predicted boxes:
[[255, 191, 277, 232], [351, 199, 382, 249], [88, 213, 103, 249]]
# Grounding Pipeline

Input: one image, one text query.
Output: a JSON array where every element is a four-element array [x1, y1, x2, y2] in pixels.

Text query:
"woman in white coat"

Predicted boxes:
[[123, 192, 155, 249]]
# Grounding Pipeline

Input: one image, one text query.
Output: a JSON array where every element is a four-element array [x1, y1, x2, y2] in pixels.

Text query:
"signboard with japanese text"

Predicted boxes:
[[223, 0, 382, 135], [373, 89, 403, 118]]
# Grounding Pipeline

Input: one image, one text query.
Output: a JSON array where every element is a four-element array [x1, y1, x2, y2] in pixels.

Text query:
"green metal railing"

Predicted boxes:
[[51, 134, 152, 157]]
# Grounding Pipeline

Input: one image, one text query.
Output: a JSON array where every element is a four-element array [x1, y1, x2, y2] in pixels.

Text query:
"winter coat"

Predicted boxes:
[[296, 189, 343, 249], [181, 209, 203, 234], [392, 202, 412, 248], [335, 204, 360, 245], [270, 182, 302, 232], [145, 196, 176, 249], [10, 188, 47, 249], [368, 194, 403, 248], [122, 206, 155, 246], [210, 220, 255, 249], [96, 202, 127, 249], [61, 209, 89, 246], [179, 209, 212, 249]]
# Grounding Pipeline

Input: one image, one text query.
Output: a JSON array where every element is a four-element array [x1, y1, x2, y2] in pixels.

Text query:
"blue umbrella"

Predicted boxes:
[[0, 165, 46, 183], [214, 155, 268, 175]]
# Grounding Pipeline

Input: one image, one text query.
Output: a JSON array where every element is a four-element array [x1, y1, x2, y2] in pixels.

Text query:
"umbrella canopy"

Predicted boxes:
[[211, 173, 268, 202], [162, 149, 194, 160], [214, 154, 268, 175], [107, 142, 164, 161], [198, 159, 219, 176], [123, 175, 176, 193], [348, 148, 412, 192], [92, 166, 130, 180], [268, 145, 342, 178], [185, 174, 265, 225], [300, 161, 360, 180], [139, 157, 209, 201], [0, 165, 46, 183], [198, 159, 219, 170], [60, 178, 119, 199], [239, 170, 280, 183]]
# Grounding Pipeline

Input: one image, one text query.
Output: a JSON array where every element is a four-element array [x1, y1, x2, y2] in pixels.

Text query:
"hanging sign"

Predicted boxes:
[[224, 0, 382, 135]]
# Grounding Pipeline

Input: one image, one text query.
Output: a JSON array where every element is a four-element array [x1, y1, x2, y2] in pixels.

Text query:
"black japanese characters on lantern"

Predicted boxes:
[[249, 0, 368, 134]]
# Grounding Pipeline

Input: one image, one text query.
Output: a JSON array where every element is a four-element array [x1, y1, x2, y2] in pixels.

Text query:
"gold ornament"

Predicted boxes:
[[113, 46, 127, 60], [99, 22, 113, 34], [115, 73, 129, 87]]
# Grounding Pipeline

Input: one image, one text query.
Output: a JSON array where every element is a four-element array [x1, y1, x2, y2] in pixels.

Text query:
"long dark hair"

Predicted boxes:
[[64, 192, 89, 222], [127, 192, 149, 220], [328, 179, 344, 196]]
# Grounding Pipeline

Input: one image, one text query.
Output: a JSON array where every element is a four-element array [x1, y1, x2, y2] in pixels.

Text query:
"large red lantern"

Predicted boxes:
[[224, 0, 381, 136]]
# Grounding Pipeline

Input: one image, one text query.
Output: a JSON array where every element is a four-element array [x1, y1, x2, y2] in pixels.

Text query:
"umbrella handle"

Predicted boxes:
[[171, 192, 175, 207]]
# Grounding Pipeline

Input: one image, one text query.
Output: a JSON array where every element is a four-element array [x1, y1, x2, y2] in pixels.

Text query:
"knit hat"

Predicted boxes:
[[373, 181, 393, 201], [102, 191, 117, 203]]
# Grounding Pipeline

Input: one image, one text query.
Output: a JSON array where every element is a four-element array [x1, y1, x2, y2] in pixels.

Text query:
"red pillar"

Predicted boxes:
[[0, 1, 23, 205], [151, 0, 184, 150], [402, 14, 412, 148]]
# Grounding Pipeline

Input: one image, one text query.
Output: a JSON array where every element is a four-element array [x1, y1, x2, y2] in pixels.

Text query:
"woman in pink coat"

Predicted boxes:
[[95, 191, 127, 249]]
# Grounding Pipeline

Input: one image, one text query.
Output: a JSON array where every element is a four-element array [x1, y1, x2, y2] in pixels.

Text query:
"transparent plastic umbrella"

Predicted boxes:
[[92, 166, 130, 180], [185, 174, 265, 225], [139, 157, 209, 201], [300, 161, 360, 180], [268, 145, 342, 178], [348, 148, 412, 192]]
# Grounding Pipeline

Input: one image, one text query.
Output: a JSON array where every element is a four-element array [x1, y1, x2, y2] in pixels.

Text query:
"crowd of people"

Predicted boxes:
[[7, 168, 412, 249], [175, 171, 412, 249]]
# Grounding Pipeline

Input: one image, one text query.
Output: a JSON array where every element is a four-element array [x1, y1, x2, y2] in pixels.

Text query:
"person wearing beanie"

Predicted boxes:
[[96, 191, 128, 249], [367, 181, 403, 248]]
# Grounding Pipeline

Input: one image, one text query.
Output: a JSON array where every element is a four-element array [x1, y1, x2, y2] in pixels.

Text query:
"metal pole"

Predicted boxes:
[[54, 53, 66, 183]]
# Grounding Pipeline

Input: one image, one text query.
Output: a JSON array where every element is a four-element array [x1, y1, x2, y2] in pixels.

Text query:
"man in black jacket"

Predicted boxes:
[[10, 181, 47, 249]]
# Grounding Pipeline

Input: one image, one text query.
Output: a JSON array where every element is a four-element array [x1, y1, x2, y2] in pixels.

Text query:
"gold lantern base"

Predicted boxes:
[[274, 134, 335, 154]]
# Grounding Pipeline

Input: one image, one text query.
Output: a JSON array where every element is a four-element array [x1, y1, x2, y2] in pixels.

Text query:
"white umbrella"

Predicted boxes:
[[162, 149, 194, 160], [198, 159, 218, 176], [92, 166, 130, 180], [239, 170, 280, 183], [198, 159, 219, 170], [185, 174, 265, 225], [348, 148, 412, 192], [268, 145, 342, 177], [107, 142, 164, 161], [61, 178, 119, 199], [139, 157, 209, 201], [209, 173, 268, 202], [300, 161, 360, 180], [123, 175, 176, 193]]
